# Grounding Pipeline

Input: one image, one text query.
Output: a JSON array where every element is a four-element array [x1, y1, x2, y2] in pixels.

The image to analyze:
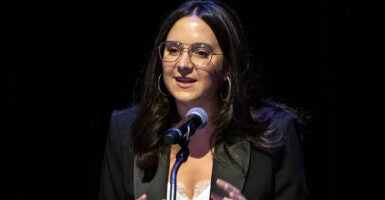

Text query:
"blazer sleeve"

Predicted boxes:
[[274, 112, 311, 200], [98, 108, 137, 200]]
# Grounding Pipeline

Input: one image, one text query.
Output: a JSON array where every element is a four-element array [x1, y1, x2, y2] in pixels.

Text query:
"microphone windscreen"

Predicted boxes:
[[186, 107, 208, 129]]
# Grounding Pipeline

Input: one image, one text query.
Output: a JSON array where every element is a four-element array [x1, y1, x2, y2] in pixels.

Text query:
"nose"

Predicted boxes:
[[177, 49, 193, 69]]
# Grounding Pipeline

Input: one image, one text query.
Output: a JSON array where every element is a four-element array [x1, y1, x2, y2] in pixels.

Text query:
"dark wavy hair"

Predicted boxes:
[[131, 0, 306, 181]]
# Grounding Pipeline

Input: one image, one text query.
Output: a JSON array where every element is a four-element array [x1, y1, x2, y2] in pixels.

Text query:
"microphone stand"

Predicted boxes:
[[169, 142, 189, 200]]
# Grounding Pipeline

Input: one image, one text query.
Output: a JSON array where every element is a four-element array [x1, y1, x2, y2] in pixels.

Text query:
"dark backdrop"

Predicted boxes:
[[3, 0, 351, 199]]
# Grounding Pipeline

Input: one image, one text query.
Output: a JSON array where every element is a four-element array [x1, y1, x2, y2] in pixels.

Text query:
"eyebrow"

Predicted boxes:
[[166, 40, 214, 47], [167, 41, 216, 54]]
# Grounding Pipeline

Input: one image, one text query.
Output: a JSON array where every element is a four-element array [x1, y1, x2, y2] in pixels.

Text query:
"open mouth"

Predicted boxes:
[[175, 77, 196, 88], [175, 77, 196, 83]]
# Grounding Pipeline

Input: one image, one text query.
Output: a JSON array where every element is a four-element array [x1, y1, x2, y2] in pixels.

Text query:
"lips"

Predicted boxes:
[[176, 77, 196, 82], [175, 77, 196, 88]]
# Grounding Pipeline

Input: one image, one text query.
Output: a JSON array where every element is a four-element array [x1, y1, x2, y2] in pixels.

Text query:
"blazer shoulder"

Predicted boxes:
[[111, 105, 138, 121], [109, 105, 138, 136], [271, 110, 297, 129], [256, 105, 299, 131], [269, 108, 306, 155]]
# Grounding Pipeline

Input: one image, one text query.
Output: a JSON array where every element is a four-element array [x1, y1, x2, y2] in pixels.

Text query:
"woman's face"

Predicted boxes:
[[162, 16, 224, 106]]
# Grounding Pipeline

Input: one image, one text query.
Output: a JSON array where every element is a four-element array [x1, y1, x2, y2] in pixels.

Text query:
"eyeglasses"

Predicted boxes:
[[158, 41, 223, 67]]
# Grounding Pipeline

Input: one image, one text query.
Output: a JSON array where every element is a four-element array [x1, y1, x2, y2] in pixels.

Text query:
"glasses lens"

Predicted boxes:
[[158, 41, 214, 66], [190, 44, 213, 67], [159, 42, 180, 62]]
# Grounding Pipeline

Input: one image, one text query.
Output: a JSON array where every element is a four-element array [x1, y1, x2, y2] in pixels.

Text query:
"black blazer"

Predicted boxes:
[[98, 106, 310, 200]]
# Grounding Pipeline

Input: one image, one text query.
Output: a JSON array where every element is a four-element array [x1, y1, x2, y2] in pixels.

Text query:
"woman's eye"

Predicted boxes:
[[167, 47, 180, 55], [192, 48, 210, 58]]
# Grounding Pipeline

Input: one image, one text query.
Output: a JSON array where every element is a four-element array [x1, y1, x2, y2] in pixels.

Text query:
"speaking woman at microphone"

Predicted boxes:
[[98, 0, 310, 200]]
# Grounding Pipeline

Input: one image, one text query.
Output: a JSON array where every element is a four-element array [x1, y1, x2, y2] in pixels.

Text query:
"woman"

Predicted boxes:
[[98, 0, 310, 199]]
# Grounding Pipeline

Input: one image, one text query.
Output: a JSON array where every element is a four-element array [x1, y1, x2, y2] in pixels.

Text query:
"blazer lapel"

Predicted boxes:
[[211, 140, 250, 197], [134, 152, 169, 199], [133, 141, 251, 199]]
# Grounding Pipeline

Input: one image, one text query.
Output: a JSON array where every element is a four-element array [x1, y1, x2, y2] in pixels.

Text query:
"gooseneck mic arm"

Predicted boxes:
[[169, 143, 189, 200], [166, 107, 208, 200]]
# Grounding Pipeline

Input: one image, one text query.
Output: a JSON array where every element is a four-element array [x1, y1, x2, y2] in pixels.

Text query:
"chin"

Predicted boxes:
[[173, 94, 198, 103]]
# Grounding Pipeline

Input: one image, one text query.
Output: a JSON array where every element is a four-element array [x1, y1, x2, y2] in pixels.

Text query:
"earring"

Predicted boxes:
[[220, 76, 231, 102], [158, 74, 170, 96]]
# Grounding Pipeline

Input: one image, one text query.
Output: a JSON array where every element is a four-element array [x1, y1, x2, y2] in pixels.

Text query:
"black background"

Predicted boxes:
[[3, 0, 354, 199]]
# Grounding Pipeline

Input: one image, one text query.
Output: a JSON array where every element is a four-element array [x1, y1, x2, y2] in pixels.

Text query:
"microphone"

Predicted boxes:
[[164, 107, 208, 145]]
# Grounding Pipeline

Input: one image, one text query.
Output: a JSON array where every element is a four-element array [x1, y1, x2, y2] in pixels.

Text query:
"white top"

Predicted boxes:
[[166, 180, 211, 200]]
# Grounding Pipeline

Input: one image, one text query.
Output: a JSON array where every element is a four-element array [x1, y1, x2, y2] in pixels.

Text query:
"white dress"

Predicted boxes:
[[166, 180, 211, 200]]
